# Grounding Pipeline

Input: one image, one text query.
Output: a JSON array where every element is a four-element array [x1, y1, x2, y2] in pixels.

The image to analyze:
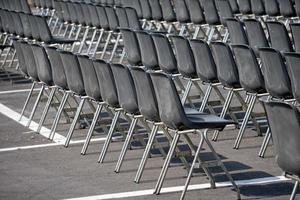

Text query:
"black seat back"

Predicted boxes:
[[159, 0, 176, 22], [226, 18, 248, 45], [130, 67, 160, 121], [121, 28, 141, 66], [13, 40, 27, 76], [20, 42, 39, 81], [264, 0, 279, 16], [244, 19, 269, 52], [202, 0, 220, 25], [259, 48, 292, 99], [186, 0, 205, 24], [238, 0, 251, 14], [110, 64, 139, 114], [290, 23, 300, 53], [284, 52, 300, 102], [250, 0, 265, 15], [174, 0, 190, 23]]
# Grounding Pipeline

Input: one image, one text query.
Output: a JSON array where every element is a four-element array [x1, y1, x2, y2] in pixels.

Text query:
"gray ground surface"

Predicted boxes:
[[0, 73, 299, 200]]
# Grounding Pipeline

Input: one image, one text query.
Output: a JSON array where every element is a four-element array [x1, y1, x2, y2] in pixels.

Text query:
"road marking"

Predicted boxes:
[[0, 136, 124, 153], [0, 88, 40, 95], [63, 176, 289, 200], [0, 103, 66, 142]]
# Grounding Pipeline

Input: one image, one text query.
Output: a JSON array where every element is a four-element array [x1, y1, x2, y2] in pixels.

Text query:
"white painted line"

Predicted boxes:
[[63, 176, 289, 200], [0, 103, 66, 143], [0, 135, 124, 153], [0, 88, 40, 95]]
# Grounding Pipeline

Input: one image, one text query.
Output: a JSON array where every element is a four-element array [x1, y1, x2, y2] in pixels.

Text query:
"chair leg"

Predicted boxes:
[[115, 117, 138, 173], [48, 92, 69, 139], [180, 131, 205, 200], [290, 181, 299, 200], [199, 84, 213, 112], [64, 98, 86, 145], [26, 84, 45, 127], [80, 103, 104, 153], [154, 132, 180, 194], [98, 110, 121, 163], [19, 82, 36, 121], [234, 95, 257, 149], [86, 29, 97, 55], [91, 30, 104, 58], [181, 79, 193, 105], [207, 26, 215, 44], [258, 128, 271, 157], [109, 33, 121, 62], [100, 32, 112, 60], [204, 130, 241, 200], [134, 124, 159, 183], [37, 87, 57, 133], [212, 89, 234, 141], [78, 27, 90, 53]]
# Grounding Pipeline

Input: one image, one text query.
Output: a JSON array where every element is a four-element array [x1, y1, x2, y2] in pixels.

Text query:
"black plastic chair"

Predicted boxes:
[[262, 100, 300, 200], [290, 23, 300, 53], [120, 28, 141, 66], [149, 71, 240, 199], [232, 44, 268, 149], [238, 0, 252, 15], [284, 52, 300, 103], [250, 0, 265, 16], [226, 18, 249, 45], [264, 0, 280, 17]]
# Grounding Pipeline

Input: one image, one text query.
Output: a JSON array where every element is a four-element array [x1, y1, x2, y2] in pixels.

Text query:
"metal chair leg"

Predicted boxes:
[[48, 92, 69, 139], [78, 27, 90, 53], [19, 82, 36, 121], [290, 181, 299, 200], [98, 110, 121, 163], [91, 29, 104, 58], [36, 87, 57, 133], [180, 131, 205, 200], [80, 103, 104, 153], [181, 80, 193, 105], [258, 128, 271, 157], [26, 84, 45, 127], [234, 95, 257, 149], [134, 124, 159, 183], [154, 132, 180, 194], [100, 32, 112, 60], [212, 89, 234, 141], [199, 84, 213, 112], [115, 117, 138, 173], [86, 29, 97, 55], [64, 98, 86, 145], [109, 33, 121, 62]]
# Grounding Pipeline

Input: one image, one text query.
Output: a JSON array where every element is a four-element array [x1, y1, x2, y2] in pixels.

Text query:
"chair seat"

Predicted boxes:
[[183, 112, 235, 131], [49, 37, 78, 44]]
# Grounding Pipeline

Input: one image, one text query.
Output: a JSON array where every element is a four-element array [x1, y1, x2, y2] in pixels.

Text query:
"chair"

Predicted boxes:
[[238, 0, 252, 15], [232, 44, 268, 149], [262, 100, 300, 200], [264, 0, 280, 17], [149, 71, 240, 199], [250, 0, 265, 16], [185, 0, 206, 39], [120, 28, 141, 66], [284, 52, 300, 103]]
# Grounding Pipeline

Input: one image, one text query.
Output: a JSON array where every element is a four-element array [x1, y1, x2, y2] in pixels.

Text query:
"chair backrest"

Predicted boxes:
[[125, 7, 142, 30], [110, 64, 139, 114], [45, 47, 68, 90], [115, 6, 129, 28], [130, 66, 160, 121], [215, 0, 233, 25], [266, 21, 293, 52], [93, 59, 119, 107], [31, 44, 53, 86], [228, 0, 239, 14], [263, 100, 300, 176], [120, 28, 141, 66], [139, 0, 152, 20], [190, 39, 218, 83], [290, 23, 300, 53], [284, 52, 300, 102], [151, 33, 178, 74], [105, 6, 119, 30], [210, 42, 240, 88], [20, 0, 31, 13], [36, 16, 53, 43], [135, 30, 159, 70], [148, 0, 163, 21], [232, 45, 266, 93], [159, 0, 176, 22], [87, 4, 100, 28], [81, 3, 92, 26], [77, 55, 102, 101], [59, 51, 85, 96], [185, 0, 205, 24], [226, 18, 248, 45], [13, 40, 27, 76], [250, 0, 265, 15], [173, 0, 190, 23], [68, 2, 80, 24], [150, 71, 188, 130], [259, 47, 292, 99], [244, 19, 269, 52], [11, 11, 24, 36], [170, 35, 197, 78], [264, 0, 279, 16], [59, 1, 71, 22], [122, 0, 142, 18], [238, 0, 251, 14], [96, 6, 109, 30], [20, 42, 39, 81], [202, 0, 220, 25], [277, 0, 295, 17], [295, 0, 300, 17], [28, 14, 41, 40]]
